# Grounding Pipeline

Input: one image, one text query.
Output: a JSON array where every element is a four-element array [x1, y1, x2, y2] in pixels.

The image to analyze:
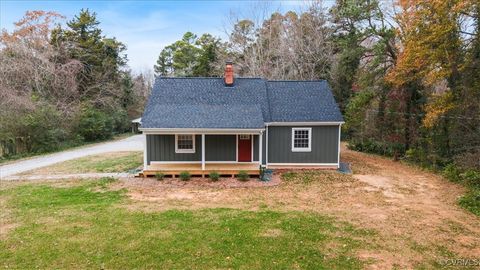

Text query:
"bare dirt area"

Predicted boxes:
[[114, 146, 480, 269], [0, 194, 18, 240]]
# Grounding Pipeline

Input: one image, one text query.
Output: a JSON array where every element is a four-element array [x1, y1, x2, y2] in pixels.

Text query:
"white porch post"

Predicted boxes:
[[201, 134, 205, 170], [259, 131, 263, 166], [143, 133, 147, 170]]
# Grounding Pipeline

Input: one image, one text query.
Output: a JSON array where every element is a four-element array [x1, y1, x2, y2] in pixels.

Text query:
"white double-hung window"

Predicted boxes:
[[175, 134, 195, 153], [291, 128, 312, 152]]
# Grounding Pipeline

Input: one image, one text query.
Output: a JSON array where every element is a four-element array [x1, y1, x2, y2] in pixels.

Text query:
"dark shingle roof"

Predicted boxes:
[[142, 104, 264, 128], [266, 81, 344, 122], [141, 78, 270, 129], [141, 77, 343, 129]]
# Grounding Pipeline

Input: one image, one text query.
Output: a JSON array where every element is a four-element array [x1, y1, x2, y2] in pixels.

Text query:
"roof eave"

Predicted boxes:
[[139, 128, 265, 134], [265, 121, 344, 126]]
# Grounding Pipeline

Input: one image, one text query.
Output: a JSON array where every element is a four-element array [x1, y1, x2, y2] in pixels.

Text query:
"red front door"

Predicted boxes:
[[238, 135, 252, 162]]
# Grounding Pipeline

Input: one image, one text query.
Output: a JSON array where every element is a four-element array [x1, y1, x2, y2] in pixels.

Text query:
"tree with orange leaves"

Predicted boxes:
[[1, 10, 64, 50]]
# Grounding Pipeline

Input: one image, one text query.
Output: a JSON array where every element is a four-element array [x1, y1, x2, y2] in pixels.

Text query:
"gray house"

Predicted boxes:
[[140, 63, 343, 177]]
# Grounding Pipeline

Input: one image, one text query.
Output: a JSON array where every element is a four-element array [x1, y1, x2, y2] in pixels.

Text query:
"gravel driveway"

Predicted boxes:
[[0, 135, 143, 179]]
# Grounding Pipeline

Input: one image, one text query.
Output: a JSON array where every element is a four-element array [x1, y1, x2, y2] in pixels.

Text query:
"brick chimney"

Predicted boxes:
[[224, 61, 234, 86]]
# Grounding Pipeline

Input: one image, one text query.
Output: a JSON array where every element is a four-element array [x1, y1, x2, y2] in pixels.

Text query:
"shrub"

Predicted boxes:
[[179, 171, 190, 181], [462, 170, 480, 188], [281, 171, 297, 182], [443, 164, 480, 188], [347, 138, 405, 157], [209, 171, 220, 181], [443, 164, 461, 182], [237, 170, 249, 181], [77, 105, 114, 141], [458, 189, 480, 216], [155, 172, 165, 181], [19, 104, 67, 153], [111, 108, 130, 134]]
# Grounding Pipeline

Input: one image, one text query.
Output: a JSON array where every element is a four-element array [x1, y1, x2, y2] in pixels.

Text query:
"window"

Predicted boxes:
[[175, 134, 195, 153], [291, 128, 312, 152]]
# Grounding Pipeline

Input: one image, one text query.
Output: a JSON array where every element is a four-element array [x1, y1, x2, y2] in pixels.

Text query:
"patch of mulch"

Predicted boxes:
[[120, 173, 282, 189]]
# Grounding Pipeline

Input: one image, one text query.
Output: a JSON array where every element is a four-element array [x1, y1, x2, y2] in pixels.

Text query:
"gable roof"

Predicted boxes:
[[267, 81, 344, 122], [141, 77, 343, 129]]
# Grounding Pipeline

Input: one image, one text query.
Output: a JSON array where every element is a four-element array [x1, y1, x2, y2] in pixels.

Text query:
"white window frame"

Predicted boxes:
[[291, 127, 312, 152], [175, 134, 195, 153]]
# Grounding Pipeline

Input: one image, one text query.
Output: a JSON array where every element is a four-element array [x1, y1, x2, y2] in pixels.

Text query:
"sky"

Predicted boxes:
[[0, 0, 312, 73]]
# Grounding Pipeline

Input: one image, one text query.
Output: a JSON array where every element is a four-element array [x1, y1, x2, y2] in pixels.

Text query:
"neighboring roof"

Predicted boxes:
[[131, 117, 142, 123], [141, 77, 343, 129], [267, 81, 344, 122]]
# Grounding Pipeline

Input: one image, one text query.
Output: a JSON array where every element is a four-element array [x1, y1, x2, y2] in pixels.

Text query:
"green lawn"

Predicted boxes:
[[22, 151, 143, 174], [0, 178, 373, 269]]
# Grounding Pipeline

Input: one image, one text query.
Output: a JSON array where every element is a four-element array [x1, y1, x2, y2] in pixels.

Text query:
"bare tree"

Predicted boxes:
[[220, 1, 333, 80]]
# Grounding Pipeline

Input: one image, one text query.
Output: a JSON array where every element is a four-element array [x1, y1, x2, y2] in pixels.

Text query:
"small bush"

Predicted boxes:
[[155, 172, 165, 181], [458, 189, 480, 216], [237, 170, 249, 181], [179, 171, 190, 181], [462, 170, 480, 188], [443, 164, 461, 182], [281, 171, 297, 182], [443, 164, 480, 188], [209, 171, 220, 181]]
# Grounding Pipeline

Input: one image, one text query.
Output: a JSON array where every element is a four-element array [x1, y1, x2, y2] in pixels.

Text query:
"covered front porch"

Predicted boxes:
[[141, 129, 265, 177]]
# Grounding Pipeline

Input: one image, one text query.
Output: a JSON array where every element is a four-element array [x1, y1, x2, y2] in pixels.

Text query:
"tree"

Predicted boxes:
[[154, 32, 222, 77], [51, 9, 127, 107], [222, 3, 333, 80], [1, 10, 149, 156]]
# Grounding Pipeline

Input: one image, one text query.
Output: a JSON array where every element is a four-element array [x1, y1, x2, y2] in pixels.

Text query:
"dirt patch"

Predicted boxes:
[[259, 228, 283, 238], [0, 195, 18, 240]]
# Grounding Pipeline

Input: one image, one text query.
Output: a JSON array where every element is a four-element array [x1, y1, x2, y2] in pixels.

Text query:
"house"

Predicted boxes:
[[131, 117, 142, 134], [139, 62, 344, 177]]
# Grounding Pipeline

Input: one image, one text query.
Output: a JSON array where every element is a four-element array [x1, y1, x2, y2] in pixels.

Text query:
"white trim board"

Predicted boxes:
[[337, 124, 342, 168], [251, 135, 254, 162], [267, 163, 339, 166], [266, 122, 344, 126], [291, 127, 312, 152], [175, 134, 195, 153], [150, 161, 258, 164], [140, 128, 264, 134], [143, 134, 148, 170]]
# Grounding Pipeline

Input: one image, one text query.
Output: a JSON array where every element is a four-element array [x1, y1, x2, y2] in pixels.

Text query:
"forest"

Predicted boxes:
[[1, 1, 479, 183], [0, 10, 151, 157], [154, 0, 480, 182]]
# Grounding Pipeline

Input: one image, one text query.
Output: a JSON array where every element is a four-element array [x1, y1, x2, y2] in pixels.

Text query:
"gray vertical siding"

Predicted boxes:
[[147, 134, 240, 164], [147, 135, 201, 164], [205, 135, 236, 161], [267, 125, 339, 164], [253, 133, 266, 165]]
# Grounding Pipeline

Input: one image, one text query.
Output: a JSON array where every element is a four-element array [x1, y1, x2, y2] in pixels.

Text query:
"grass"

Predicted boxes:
[[0, 179, 373, 269], [22, 151, 143, 174], [0, 133, 133, 165]]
